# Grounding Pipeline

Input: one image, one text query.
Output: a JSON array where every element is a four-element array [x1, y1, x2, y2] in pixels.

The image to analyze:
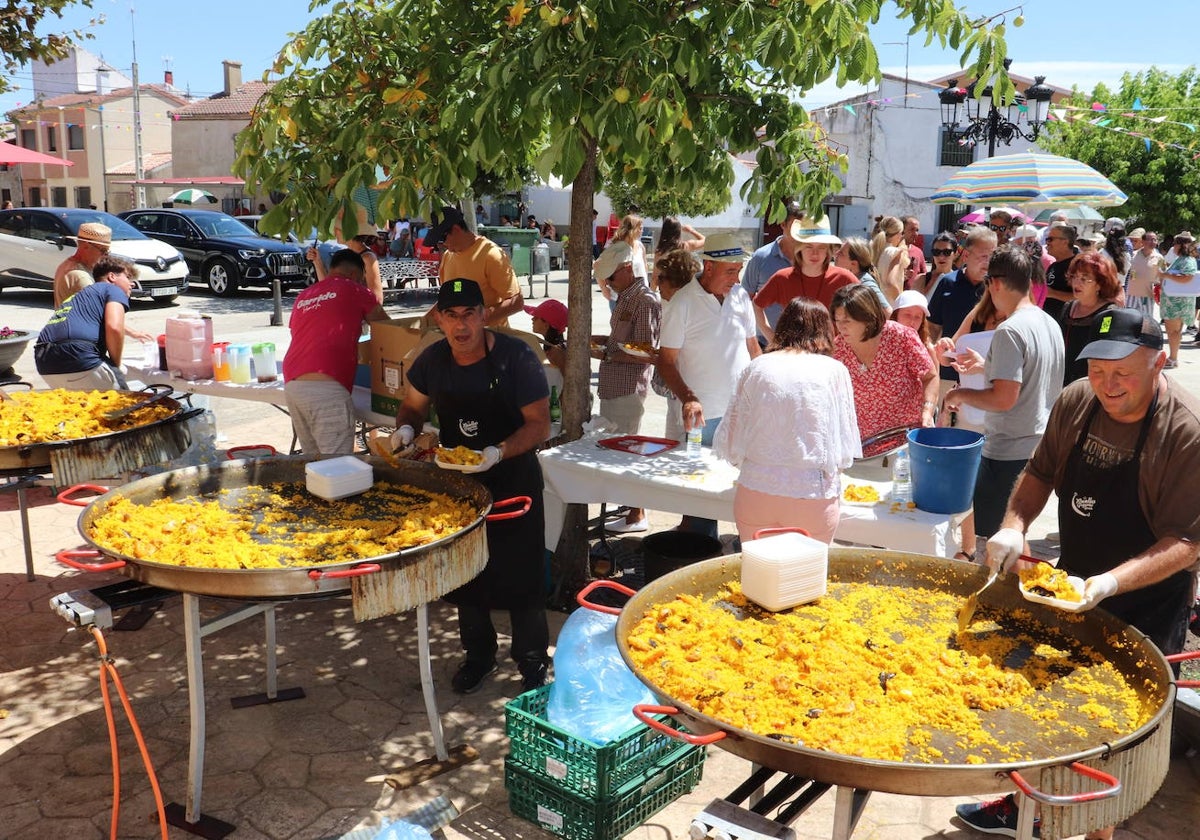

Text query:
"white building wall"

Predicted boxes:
[[171, 118, 244, 179], [815, 75, 1043, 242]]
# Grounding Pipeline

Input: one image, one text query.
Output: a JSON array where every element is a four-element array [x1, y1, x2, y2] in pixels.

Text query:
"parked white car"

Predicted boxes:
[[0, 207, 189, 303]]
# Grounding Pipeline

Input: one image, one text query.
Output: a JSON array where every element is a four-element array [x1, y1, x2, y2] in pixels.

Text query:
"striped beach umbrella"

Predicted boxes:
[[931, 152, 1127, 209]]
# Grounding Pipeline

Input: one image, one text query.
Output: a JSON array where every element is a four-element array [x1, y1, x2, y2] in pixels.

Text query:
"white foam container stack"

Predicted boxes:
[[740, 530, 829, 612], [305, 456, 374, 500]]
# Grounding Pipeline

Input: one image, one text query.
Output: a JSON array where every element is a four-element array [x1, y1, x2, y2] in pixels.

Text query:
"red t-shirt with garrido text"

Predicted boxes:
[[282, 275, 378, 391]]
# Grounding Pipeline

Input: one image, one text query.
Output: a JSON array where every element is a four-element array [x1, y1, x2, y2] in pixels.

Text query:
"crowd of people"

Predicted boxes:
[[22, 199, 1199, 840]]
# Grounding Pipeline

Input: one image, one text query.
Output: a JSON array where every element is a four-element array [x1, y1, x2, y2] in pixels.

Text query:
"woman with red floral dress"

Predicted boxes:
[[831, 283, 937, 446]]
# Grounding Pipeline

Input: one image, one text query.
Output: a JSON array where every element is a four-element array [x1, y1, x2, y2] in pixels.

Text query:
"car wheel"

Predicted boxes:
[[204, 258, 240, 296], [304, 264, 318, 287]]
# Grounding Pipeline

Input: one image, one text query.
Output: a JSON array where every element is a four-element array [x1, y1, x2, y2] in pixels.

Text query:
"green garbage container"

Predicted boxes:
[[480, 225, 539, 276]]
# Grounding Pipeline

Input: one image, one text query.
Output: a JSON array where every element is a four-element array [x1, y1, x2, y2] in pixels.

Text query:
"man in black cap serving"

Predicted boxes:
[[957, 308, 1200, 839], [392, 278, 552, 693]]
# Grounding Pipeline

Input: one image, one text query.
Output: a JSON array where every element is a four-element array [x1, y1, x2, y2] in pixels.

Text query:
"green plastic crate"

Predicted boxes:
[[505, 683, 695, 799], [504, 745, 705, 840]]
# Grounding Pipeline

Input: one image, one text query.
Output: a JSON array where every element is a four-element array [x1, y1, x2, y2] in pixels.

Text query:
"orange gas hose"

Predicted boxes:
[[88, 625, 170, 840]]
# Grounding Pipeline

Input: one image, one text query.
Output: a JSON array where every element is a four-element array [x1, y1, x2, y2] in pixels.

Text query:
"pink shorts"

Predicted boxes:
[[733, 485, 840, 544]]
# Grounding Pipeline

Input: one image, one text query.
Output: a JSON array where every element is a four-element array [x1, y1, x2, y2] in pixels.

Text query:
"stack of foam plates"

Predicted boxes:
[[305, 456, 374, 501], [740, 530, 828, 612]]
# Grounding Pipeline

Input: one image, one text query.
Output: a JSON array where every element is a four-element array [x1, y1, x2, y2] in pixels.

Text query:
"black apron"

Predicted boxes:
[[1057, 393, 1193, 654], [432, 335, 546, 610]]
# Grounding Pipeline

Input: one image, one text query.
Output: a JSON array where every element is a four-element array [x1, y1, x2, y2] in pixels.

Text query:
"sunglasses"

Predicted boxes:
[[931, 248, 955, 257], [988, 223, 1012, 232]]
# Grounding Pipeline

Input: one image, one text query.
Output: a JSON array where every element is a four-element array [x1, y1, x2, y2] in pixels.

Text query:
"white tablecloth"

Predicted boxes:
[[127, 362, 391, 426], [538, 434, 961, 557]]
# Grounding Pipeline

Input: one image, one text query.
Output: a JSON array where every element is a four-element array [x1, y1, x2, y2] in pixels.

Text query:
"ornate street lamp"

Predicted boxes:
[[938, 59, 1053, 157]]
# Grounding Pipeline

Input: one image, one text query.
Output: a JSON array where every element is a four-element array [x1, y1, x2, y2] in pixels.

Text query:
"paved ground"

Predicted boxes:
[[2, 274, 1199, 839]]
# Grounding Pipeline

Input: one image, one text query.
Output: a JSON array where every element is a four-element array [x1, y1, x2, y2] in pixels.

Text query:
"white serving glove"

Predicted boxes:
[[1080, 572, 1119, 611], [984, 527, 1025, 573], [389, 424, 415, 454], [478, 445, 502, 472]]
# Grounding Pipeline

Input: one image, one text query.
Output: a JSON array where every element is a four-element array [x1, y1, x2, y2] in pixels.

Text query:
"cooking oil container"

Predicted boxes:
[[740, 529, 828, 612]]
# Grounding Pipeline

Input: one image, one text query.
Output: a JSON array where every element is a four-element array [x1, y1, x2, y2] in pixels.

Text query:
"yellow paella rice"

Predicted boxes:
[[843, 483, 880, 503], [87, 482, 478, 570], [626, 580, 1153, 765], [437, 445, 483, 465], [0, 389, 174, 445], [1019, 562, 1083, 602]]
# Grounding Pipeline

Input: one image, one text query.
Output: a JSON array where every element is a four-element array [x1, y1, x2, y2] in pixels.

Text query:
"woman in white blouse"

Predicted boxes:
[[715, 298, 862, 543]]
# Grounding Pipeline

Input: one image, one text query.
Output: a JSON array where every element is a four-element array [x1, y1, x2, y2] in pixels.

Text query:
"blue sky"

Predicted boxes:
[[1, 1, 1194, 116]]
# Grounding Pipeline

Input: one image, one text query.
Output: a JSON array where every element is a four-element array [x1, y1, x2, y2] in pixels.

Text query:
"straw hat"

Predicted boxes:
[[75, 222, 112, 248], [700, 232, 749, 263], [788, 216, 842, 246]]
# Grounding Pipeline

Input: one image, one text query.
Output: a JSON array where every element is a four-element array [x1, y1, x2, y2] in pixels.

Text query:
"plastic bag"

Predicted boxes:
[[373, 819, 433, 840], [546, 606, 655, 745]]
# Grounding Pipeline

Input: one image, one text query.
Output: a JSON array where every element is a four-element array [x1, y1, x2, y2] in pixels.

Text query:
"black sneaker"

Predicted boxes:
[[955, 795, 1039, 838], [518, 660, 549, 691], [451, 659, 497, 694]]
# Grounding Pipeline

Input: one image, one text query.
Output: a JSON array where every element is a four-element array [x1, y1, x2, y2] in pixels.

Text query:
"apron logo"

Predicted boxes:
[[458, 418, 479, 437], [1070, 493, 1096, 518]]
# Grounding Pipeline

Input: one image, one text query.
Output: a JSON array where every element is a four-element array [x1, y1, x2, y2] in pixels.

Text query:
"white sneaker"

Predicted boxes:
[[605, 518, 649, 534]]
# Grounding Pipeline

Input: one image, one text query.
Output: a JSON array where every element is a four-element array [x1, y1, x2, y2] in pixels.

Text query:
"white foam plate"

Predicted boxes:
[[620, 345, 654, 359], [435, 450, 487, 473], [1019, 576, 1087, 612]]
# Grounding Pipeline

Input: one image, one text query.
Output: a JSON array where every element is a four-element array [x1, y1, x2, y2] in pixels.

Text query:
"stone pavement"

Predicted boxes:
[[2, 275, 1199, 839]]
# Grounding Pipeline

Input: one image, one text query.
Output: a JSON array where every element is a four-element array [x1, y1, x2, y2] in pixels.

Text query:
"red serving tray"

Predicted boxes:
[[597, 435, 680, 456]]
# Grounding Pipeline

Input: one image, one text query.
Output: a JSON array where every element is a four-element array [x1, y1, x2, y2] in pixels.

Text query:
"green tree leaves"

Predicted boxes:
[[1039, 67, 1200, 234]]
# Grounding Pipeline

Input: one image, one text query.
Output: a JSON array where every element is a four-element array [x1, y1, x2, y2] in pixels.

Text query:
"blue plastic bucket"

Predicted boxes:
[[906, 427, 985, 514]]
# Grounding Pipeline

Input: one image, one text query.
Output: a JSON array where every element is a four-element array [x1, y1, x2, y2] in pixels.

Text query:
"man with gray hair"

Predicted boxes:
[[1042, 222, 1079, 321]]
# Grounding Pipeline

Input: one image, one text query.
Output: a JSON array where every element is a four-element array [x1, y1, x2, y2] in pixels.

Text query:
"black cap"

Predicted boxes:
[[1076, 308, 1164, 362], [437, 278, 484, 310], [424, 205, 465, 248]]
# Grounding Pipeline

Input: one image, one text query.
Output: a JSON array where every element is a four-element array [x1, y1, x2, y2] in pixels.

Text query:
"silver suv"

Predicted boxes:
[[0, 207, 189, 302]]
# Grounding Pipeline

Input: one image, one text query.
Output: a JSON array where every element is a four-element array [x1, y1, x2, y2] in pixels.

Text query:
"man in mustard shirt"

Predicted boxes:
[[424, 205, 523, 327]]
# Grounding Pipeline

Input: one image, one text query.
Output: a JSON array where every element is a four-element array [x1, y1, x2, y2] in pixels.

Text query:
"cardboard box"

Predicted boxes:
[[368, 321, 551, 417], [368, 317, 426, 416]]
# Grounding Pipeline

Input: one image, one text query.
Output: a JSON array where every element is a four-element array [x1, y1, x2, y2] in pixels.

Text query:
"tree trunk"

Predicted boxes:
[[549, 138, 600, 606]]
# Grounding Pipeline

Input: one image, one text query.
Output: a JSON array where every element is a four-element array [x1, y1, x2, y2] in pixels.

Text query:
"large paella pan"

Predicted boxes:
[[0, 385, 200, 477], [60, 455, 526, 605], [605, 550, 1175, 801]]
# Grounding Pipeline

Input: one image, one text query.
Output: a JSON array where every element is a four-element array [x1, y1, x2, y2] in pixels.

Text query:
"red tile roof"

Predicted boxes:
[[171, 81, 272, 120], [8, 85, 190, 114], [107, 152, 173, 176]]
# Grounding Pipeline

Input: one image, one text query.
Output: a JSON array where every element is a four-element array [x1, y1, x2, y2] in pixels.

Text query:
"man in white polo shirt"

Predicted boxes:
[[656, 232, 760, 537]]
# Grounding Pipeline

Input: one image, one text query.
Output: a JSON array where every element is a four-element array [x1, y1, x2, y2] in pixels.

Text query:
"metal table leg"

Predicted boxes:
[[182, 594, 206, 826], [417, 602, 449, 762], [17, 484, 34, 581]]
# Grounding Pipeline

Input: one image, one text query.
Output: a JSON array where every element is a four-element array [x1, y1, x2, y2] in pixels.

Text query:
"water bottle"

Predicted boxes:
[[549, 385, 561, 423], [686, 426, 703, 459], [891, 445, 912, 504]]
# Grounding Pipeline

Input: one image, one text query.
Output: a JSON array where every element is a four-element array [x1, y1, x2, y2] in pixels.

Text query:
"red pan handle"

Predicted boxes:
[[56, 484, 109, 507], [1166, 651, 1200, 688], [486, 495, 531, 521], [1008, 762, 1122, 805], [576, 579, 637, 614], [307, 563, 382, 581], [752, 527, 811, 540], [226, 444, 278, 460], [56, 548, 126, 572], [632, 705, 727, 745]]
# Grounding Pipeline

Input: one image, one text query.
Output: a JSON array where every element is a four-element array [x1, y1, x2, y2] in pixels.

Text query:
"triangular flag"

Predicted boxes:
[[844, 104, 856, 116], [1132, 97, 1144, 111], [1097, 119, 1111, 127], [1150, 115, 1167, 123], [1184, 124, 1197, 132], [1092, 102, 1107, 111], [1145, 138, 1152, 152]]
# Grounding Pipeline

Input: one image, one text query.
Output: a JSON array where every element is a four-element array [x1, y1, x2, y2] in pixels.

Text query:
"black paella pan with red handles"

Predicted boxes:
[[592, 549, 1183, 813]]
